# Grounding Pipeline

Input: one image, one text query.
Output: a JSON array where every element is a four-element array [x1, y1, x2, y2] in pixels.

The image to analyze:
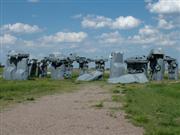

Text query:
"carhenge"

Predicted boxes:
[[3, 48, 179, 83]]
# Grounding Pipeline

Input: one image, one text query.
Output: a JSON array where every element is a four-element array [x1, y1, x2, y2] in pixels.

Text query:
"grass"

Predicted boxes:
[[0, 70, 83, 110], [0, 67, 3, 75], [0, 67, 107, 110], [110, 81, 180, 135], [1, 66, 180, 135], [93, 101, 104, 108]]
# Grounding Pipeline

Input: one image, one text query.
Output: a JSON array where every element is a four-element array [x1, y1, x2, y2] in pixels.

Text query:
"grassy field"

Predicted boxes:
[[0, 67, 3, 75], [110, 81, 180, 135], [0, 68, 84, 110], [0, 68, 109, 110], [1, 66, 180, 135], [0, 78, 84, 109]]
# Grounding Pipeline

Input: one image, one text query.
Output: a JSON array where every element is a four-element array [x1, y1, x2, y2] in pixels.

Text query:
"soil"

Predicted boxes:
[[0, 85, 143, 135]]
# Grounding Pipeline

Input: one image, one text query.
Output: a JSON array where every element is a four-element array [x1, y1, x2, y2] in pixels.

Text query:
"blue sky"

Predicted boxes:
[[0, 0, 180, 64]]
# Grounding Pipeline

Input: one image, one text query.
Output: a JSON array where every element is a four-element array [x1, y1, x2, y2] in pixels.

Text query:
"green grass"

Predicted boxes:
[[0, 68, 106, 110], [1, 67, 180, 135], [93, 101, 104, 108], [111, 82, 180, 135], [0, 68, 104, 110], [0, 77, 83, 110], [0, 67, 3, 75]]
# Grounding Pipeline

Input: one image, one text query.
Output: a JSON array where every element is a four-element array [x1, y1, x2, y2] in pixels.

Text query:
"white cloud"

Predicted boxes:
[[0, 34, 17, 45], [81, 15, 141, 29], [158, 18, 174, 29], [148, 0, 180, 14], [0, 31, 88, 48], [112, 16, 141, 29], [97, 31, 124, 44], [129, 25, 177, 46], [40, 32, 88, 43], [97, 25, 178, 47], [1, 23, 42, 34], [82, 15, 112, 29], [139, 25, 159, 35], [27, 0, 40, 3]]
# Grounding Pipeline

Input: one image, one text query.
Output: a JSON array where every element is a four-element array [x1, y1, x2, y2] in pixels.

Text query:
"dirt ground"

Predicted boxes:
[[0, 85, 143, 135]]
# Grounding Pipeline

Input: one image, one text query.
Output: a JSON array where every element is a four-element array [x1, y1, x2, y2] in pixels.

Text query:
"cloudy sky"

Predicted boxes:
[[0, 0, 180, 64]]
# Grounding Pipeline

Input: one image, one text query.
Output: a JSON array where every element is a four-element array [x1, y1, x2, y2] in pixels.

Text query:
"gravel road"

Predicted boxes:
[[0, 85, 143, 135]]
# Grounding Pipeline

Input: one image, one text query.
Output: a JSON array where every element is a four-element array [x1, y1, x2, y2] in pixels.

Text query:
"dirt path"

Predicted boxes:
[[0, 85, 143, 135]]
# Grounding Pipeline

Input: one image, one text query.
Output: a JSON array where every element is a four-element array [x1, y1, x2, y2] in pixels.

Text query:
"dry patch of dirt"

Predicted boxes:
[[0, 85, 143, 135]]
